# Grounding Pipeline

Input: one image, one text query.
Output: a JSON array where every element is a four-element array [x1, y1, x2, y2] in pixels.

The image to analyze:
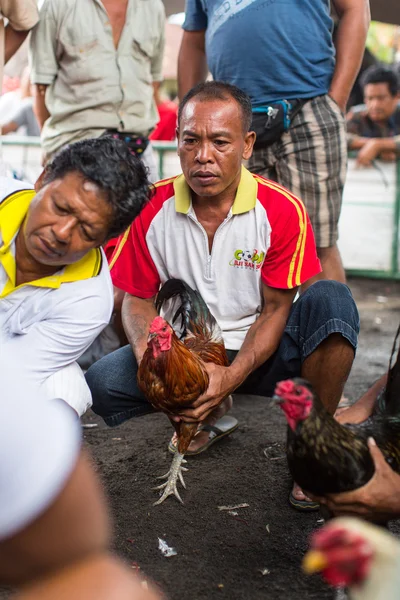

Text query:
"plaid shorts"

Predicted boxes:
[[246, 95, 347, 248]]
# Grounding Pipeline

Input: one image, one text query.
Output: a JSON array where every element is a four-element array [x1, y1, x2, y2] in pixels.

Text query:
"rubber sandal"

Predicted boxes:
[[168, 415, 239, 455], [289, 491, 320, 512]]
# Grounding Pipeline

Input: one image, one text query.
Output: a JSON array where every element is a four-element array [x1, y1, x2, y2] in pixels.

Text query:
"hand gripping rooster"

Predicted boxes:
[[274, 324, 400, 502], [137, 279, 229, 505]]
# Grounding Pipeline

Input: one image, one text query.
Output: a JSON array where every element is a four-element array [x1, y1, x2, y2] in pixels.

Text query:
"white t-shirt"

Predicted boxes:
[[0, 394, 81, 540], [0, 177, 113, 399]]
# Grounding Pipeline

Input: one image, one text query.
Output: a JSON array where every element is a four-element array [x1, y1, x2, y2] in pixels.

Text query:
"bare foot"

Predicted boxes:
[[170, 396, 233, 453], [291, 482, 315, 503]]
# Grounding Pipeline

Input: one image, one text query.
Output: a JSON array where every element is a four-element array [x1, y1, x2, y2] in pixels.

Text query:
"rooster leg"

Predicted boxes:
[[153, 452, 188, 505]]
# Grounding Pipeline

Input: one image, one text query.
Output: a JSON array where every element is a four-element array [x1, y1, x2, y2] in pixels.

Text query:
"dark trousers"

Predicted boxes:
[[85, 281, 360, 427]]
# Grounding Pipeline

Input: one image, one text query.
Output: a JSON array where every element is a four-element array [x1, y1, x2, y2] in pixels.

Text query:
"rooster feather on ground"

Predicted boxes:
[[137, 278, 231, 505], [274, 323, 400, 513]]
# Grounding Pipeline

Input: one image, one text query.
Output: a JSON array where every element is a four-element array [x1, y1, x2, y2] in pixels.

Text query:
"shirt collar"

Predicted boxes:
[[174, 165, 257, 215], [0, 188, 102, 299]]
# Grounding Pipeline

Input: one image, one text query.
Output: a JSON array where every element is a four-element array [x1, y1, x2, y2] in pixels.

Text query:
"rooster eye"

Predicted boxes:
[[295, 388, 302, 396]]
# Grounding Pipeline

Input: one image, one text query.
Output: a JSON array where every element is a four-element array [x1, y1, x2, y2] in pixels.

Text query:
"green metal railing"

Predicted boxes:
[[1, 136, 400, 279]]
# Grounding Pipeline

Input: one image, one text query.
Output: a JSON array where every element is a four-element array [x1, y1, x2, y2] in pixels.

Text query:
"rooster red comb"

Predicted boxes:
[[149, 316, 169, 333]]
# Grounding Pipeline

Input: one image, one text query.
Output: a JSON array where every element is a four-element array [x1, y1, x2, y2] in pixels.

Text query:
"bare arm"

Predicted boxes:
[[4, 26, 29, 64], [175, 284, 297, 422], [330, 0, 370, 112], [178, 30, 208, 100], [0, 120, 18, 135], [121, 293, 158, 364], [33, 85, 50, 130]]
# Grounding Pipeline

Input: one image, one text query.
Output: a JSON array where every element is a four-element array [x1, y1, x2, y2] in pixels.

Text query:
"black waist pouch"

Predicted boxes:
[[251, 99, 306, 149], [101, 130, 150, 156]]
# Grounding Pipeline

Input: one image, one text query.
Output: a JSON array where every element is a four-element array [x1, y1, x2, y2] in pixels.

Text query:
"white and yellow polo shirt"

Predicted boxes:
[[110, 167, 321, 350], [0, 177, 113, 395]]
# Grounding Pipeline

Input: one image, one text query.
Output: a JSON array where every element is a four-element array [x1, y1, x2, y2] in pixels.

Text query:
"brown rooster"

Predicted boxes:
[[137, 279, 229, 505], [273, 323, 400, 499]]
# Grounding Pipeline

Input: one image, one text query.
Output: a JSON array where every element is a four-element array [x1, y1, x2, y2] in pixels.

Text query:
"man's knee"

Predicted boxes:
[[300, 280, 360, 332]]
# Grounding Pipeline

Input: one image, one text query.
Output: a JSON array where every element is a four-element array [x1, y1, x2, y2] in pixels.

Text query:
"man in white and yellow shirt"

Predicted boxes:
[[0, 136, 151, 414]]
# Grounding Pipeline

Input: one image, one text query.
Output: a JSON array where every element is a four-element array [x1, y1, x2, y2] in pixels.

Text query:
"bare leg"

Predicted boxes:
[[335, 373, 388, 424], [292, 333, 355, 503], [302, 244, 346, 291]]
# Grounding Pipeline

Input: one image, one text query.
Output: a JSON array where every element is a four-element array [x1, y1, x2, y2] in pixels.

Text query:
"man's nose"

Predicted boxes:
[[53, 216, 75, 244], [195, 141, 214, 163]]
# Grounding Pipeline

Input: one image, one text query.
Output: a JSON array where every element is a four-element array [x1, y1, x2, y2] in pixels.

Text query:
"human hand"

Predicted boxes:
[[327, 91, 346, 115], [356, 139, 381, 167], [309, 438, 400, 521], [170, 363, 234, 423]]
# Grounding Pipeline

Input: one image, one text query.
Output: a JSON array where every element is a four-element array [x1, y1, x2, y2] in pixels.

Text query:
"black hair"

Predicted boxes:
[[178, 81, 253, 133], [42, 137, 153, 238], [361, 65, 399, 97]]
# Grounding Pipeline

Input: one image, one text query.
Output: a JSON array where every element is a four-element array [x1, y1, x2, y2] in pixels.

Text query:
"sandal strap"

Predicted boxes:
[[198, 423, 222, 436]]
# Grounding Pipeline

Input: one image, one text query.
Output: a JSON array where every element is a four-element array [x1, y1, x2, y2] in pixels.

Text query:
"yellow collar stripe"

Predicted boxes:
[[174, 166, 257, 215], [0, 189, 102, 299], [255, 177, 307, 288]]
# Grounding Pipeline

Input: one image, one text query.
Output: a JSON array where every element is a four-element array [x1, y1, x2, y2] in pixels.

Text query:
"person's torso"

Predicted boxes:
[[43, 0, 164, 147], [143, 178, 281, 350], [356, 106, 400, 138], [201, 0, 335, 104]]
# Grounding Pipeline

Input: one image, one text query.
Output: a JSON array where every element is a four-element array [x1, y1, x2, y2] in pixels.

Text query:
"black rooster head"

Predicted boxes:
[[274, 378, 314, 431]]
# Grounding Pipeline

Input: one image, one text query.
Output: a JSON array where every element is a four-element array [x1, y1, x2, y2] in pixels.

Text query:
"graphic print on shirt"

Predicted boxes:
[[229, 248, 265, 270]]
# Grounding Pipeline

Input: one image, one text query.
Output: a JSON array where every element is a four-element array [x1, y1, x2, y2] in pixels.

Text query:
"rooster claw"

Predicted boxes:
[[153, 452, 188, 505]]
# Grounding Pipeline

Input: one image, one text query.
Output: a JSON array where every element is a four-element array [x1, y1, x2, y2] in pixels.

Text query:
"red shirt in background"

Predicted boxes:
[[149, 100, 178, 142]]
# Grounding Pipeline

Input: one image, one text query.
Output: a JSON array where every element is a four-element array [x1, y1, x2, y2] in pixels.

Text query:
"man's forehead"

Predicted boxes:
[[181, 97, 241, 125]]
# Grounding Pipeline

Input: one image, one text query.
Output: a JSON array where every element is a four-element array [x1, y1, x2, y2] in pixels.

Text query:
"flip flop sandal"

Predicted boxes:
[[168, 415, 239, 456], [289, 491, 320, 512]]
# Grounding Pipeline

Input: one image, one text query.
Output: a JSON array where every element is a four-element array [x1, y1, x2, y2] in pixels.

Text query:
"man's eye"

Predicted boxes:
[[81, 226, 95, 242], [183, 138, 196, 144], [54, 203, 68, 214], [215, 140, 228, 147]]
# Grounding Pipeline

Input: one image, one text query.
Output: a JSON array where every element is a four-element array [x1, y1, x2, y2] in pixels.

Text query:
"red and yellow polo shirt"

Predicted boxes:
[[110, 166, 321, 349]]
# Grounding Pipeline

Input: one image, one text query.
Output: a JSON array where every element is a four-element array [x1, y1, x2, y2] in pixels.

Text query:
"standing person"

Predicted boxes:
[[29, 0, 165, 181], [86, 83, 360, 509], [178, 0, 370, 283], [0, 0, 38, 93]]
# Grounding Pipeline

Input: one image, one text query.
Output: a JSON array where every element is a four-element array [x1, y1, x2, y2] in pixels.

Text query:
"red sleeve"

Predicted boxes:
[[109, 212, 162, 299], [261, 186, 321, 289]]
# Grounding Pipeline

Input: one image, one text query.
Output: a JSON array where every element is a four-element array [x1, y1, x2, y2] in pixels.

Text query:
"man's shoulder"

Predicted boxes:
[[253, 173, 305, 212], [0, 177, 34, 203], [140, 176, 179, 219]]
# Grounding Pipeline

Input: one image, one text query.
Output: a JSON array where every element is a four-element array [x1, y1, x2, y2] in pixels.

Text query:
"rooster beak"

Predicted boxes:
[[302, 550, 328, 574], [148, 332, 157, 341], [271, 394, 283, 405]]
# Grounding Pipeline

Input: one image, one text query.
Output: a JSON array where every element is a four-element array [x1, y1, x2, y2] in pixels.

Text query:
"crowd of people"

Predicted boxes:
[[1, 0, 400, 597]]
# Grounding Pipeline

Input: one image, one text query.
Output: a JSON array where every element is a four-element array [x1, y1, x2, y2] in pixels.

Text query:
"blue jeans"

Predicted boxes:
[[86, 281, 360, 427]]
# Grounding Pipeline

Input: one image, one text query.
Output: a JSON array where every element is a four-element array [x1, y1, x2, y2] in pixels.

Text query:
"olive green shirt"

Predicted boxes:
[[29, 0, 165, 157]]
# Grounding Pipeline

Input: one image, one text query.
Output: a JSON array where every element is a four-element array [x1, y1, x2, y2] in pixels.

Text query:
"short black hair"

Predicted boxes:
[[42, 137, 153, 239], [361, 65, 399, 97], [178, 81, 253, 133]]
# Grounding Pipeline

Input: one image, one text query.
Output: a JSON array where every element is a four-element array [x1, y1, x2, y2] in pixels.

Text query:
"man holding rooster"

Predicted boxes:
[[87, 82, 360, 509]]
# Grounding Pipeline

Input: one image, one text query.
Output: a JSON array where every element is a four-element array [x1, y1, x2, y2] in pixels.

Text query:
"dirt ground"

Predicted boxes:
[[3, 277, 400, 599]]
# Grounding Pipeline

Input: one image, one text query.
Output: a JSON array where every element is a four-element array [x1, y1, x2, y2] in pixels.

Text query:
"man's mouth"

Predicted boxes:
[[192, 171, 218, 184], [37, 237, 63, 258]]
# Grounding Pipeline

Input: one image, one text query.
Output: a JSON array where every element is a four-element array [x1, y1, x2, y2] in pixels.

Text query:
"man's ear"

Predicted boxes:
[[34, 168, 48, 192], [242, 130, 256, 161]]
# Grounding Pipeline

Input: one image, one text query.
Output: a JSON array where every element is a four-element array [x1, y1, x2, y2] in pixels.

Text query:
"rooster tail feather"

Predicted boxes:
[[156, 279, 223, 342], [381, 322, 400, 416]]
